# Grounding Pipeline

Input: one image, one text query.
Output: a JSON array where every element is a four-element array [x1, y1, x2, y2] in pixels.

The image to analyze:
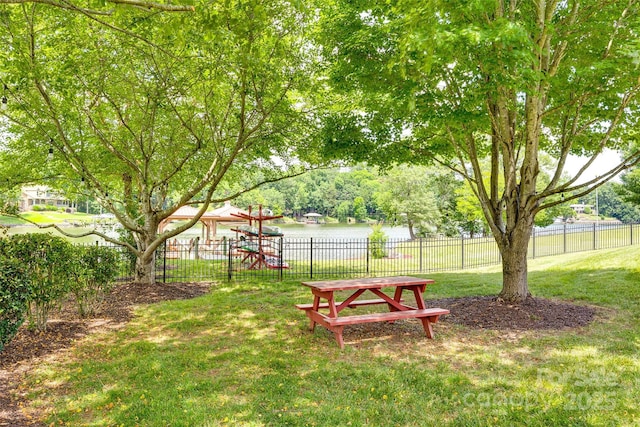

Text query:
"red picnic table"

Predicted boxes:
[[296, 276, 449, 348]]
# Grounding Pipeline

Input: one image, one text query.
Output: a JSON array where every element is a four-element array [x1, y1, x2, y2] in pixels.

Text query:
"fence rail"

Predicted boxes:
[[102, 222, 640, 283]]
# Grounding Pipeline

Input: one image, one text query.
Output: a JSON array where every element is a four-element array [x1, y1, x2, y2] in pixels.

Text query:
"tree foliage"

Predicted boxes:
[[318, 0, 640, 302], [374, 166, 448, 239], [0, 0, 323, 283], [588, 181, 640, 222], [618, 169, 640, 206]]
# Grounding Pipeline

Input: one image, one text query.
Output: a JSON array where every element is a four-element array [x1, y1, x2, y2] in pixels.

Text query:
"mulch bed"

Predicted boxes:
[[0, 283, 596, 426], [430, 295, 597, 330]]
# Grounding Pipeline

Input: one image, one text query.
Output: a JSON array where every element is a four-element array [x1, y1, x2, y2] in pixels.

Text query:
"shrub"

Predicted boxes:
[[3, 234, 74, 331], [69, 245, 119, 317], [118, 228, 138, 275], [369, 222, 388, 259], [0, 255, 30, 352]]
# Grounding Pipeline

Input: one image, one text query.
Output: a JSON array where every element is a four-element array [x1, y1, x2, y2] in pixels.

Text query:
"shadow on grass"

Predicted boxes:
[[22, 260, 640, 426]]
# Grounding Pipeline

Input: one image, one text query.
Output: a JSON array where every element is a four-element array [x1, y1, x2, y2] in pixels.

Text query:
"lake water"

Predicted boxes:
[[7, 220, 620, 243], [197, 223, 412, 240], [4, 222, 411, 242]]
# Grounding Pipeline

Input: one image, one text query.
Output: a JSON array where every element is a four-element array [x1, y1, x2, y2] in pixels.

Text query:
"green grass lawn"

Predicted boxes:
[[0, 215, 27, 226], [1, 212, 104, 244], [1, 211, 94, 225], [22, 246, 640, 426], [20, 211, 95, 224]]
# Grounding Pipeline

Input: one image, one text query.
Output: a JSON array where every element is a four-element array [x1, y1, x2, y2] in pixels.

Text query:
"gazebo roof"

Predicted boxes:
[[209, 201, 249, 220], [159, 201, 249, 240], [166, 202, 248, 221]]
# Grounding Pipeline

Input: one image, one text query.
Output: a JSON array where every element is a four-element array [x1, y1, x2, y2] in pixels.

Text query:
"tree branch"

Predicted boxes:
[[0, 0, 194, 14], [8, 213, 138, 253]]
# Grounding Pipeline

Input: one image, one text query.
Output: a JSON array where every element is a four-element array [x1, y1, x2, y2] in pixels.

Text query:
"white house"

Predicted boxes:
[[19, 186, 72, 212], [569, 204, 595, 215]]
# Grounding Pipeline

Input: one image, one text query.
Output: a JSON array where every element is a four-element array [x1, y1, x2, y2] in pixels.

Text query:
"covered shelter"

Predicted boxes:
[[159, 201, 249, 242], [303, 212, 323, 224]]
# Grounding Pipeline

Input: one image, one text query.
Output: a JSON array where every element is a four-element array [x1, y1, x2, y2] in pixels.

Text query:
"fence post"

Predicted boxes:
[[227, 238, 233, 281], [163, 239, 167, 283], [563, 222, 567, 253], [278, 237, 283, 281], [366, 238, 370, 274], [593, 222, 597, 250], [309, 237, 313, 280], [631, 223, 634, 245], [461, 234, 465, 270], [532, 227, 536, 259], [419, 238, 423, 272]]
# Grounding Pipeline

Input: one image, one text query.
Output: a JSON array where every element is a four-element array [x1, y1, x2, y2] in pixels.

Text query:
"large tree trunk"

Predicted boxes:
[[133, 230, 159, 285], [495, 221, 534, 303], [134, 251, 156, 285]]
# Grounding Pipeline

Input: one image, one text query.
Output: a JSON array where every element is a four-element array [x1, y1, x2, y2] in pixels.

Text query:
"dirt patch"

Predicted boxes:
[[431, 296, 596, 330], [342, 296, 597, 345], [0, 282, 212, 427], [0, 285, 595, 426]]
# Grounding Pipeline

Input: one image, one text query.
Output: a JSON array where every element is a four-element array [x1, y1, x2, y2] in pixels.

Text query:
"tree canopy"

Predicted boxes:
[[319, 0, 640, 302], [0, 0, 323, 282]]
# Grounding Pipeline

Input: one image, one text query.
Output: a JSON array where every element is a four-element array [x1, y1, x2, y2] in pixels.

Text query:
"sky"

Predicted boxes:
[[564, 149, 622, 184]]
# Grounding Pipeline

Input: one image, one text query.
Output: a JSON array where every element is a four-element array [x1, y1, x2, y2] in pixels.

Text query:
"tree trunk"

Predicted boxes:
[[496, 222, 533, 303], [407, 219, 417, 240], [133, 231, 158, 284], [134, 251, 156, 284]]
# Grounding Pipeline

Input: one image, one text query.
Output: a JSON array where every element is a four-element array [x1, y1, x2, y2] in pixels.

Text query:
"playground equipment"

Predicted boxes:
[[231, 206, 289, 270]]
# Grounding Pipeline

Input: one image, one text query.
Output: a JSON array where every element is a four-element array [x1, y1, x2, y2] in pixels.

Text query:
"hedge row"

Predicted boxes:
[[0, 234, 119, 352]]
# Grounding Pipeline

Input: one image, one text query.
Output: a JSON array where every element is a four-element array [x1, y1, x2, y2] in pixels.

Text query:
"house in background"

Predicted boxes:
[[19, 185, 73, 212], [569, 204, 595, 215]]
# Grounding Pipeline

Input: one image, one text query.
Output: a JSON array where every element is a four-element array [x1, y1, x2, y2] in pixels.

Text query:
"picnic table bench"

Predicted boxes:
[[296, 276, 449, 348]]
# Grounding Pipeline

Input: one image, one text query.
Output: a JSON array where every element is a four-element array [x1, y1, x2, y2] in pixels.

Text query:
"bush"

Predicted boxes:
[[0, 255, 30, 352], [3, 234, 74, 331], [118, 228, 138, 275], [69, 246, 119, 317], [369, 223, 388, 259]]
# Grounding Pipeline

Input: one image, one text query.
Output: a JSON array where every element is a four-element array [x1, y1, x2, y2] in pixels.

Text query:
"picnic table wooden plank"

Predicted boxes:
[[297, 276, 447, 348], [323, 308, 449, 326], [301, 276, 434, 292], [295, 298, 404, 311]]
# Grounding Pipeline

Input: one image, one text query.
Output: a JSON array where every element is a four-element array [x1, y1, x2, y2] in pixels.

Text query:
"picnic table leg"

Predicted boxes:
[[309, 295, 321, 331], [410, 285, 427, 309], [408, 284, 434, 338], [333, 326, 345, 349], [391, 287, 404, 312], [419, 318, 434, 339]]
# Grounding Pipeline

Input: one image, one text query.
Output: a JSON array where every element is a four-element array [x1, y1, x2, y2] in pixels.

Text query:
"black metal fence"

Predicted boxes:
[[100, 221, 640, 283]]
